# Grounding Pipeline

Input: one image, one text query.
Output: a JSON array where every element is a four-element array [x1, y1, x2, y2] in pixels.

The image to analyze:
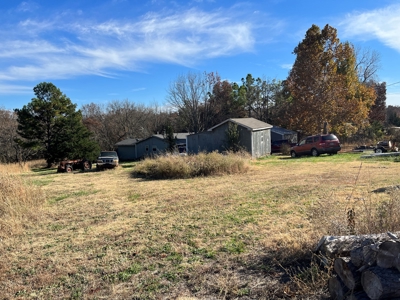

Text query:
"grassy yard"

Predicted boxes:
[[1, 153, 400, 299]]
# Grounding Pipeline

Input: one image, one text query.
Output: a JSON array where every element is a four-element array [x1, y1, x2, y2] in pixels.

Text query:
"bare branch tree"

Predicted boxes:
[[354, 45, 381, 83], [0, 109, 37, 163], [82, 100, 153, 150], [166, 71, 216, 133]]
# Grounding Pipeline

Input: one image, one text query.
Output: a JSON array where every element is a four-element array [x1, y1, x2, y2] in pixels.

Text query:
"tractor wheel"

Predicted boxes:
[[66, 164, 73, 173], [82, 160, 91, 171]]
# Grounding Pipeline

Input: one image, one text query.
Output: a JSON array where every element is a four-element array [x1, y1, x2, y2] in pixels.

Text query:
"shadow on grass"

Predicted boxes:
[[183, 248, 330, 299]]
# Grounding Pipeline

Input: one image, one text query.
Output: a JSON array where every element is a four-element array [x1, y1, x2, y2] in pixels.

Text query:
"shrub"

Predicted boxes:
[[280, 143, 291, 155], [0, 173, 45, 237], [133, 152, 249, 179]]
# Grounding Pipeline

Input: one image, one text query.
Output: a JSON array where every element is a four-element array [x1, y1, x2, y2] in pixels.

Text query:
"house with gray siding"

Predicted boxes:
[[115, 133, 189, 161], [187, 118, 272, 158]]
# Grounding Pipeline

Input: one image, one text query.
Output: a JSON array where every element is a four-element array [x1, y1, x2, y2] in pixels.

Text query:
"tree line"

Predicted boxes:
[[0, 24, 398, 165]]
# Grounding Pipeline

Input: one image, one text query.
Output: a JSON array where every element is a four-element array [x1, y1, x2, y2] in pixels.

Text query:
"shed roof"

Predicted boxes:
[[135, 133, 189, 145], [116, 133, 189, 147], [271, 126, 297, 135], [208, 118, 273, 132], [115, 138, 140, 146], [153, 133, 190, 140]]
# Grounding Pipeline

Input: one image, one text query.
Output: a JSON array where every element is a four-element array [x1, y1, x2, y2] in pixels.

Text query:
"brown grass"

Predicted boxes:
[[0, 173, 45, 238], [0, 154, 400, 299], [134, 151, 250, 179], [0, 159, 46, 174]]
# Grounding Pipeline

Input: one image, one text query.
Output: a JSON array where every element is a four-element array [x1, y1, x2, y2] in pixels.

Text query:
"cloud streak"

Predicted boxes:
[[339, 4, 400, 52], [0, 8, 258, 86]]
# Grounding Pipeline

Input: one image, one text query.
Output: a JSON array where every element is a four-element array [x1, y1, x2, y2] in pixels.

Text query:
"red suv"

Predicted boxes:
[[290, 134, 341, 158]]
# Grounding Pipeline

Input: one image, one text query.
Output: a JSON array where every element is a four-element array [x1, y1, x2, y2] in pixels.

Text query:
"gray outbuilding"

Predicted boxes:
[[115, 133, 189, 161], [115, 138, 140, 161], [271, 126, 298, 143], [187, 118, 272, 158]]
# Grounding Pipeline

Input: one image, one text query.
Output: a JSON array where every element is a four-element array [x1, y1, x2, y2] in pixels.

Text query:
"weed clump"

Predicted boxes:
[[133, 152, 249, 179], [0, 173, 45, 237]]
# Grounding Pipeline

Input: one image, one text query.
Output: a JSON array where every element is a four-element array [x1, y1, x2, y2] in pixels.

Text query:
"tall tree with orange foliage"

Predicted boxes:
[[284, 24, 376, 136]]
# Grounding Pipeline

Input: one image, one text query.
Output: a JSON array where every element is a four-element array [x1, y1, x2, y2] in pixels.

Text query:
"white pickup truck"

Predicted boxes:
[[96, 151, 119, 170], [374, 140, 399, 153]]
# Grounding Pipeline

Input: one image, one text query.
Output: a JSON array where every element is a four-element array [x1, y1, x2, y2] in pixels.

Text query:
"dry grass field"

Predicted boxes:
[[1, 153, 400, 299]]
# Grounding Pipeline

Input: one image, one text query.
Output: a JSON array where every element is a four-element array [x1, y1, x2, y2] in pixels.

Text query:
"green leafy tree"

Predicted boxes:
[[284, 24, 376, 136], [15, 82, 99, 167], [231, 74, 283, 124], [206, 79, 246, 128], [164, 125, 176, 152], [225, 122, 241, 152]]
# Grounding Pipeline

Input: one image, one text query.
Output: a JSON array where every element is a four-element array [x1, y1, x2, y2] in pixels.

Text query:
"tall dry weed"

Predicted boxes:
[[134, 151, 250, 179], [309, 162, 400, 236], [0, 160, 46, 174], [0, 173, 45, 237]]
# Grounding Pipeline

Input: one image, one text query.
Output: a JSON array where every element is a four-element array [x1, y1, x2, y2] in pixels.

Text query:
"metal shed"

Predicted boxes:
[[187, 118, 272, 158], [115, 138, 140, 161], [271, 126, 298, 143], [115, 133, 189, 161]]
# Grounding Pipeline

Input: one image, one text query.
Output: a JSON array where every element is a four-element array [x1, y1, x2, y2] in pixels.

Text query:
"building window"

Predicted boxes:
[[152, 147, 157, 152], [145, 145, 149, 151]]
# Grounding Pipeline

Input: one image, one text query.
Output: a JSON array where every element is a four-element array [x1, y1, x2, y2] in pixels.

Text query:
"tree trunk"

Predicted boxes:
[[334, 258, 360, 290], [361, 266, 400, 299], [350, 239, 375, 267], [345, 290, 371, 300], [376, 241, 400, 269], [328, 276, 347, 300]]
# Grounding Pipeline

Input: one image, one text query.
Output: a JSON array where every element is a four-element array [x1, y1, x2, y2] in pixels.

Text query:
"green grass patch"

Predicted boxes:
[[118, 263, 142, 281], [49, 190, 99, 203], [128, 193, 141, 201], [256, 152, 364, 165], [30, 178, 53, 186], [222, 237, 246, 254]]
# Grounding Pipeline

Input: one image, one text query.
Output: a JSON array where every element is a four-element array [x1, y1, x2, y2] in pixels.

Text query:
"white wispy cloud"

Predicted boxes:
[[339, 4, 400, 52], [0, 84, 32, 94], [0, 7, 260, 87], [16, 1, 39, 13], [280, 64, 292, 70], [132, 88, 146, 92]]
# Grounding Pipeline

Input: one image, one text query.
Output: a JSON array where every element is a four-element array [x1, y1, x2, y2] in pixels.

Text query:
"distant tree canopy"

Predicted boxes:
[[15, 82, 99, 167], [282, 24, 376, 136], [81, 100, 154, 151], [387, 106, 400, 127], [369, 81, 386, 124], [0, 108, 36, 163], [232, 74, 283, 124]]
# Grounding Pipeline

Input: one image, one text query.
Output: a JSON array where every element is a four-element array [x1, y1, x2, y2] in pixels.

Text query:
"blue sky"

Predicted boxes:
[[1, 0, 400, 111]]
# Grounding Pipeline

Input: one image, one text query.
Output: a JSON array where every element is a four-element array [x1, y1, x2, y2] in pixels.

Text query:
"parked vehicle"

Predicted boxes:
[[290, 134, 341, 158], [374, 140, 399, 153], [96, 151, 119, 170], [271, 139, 297, 153], [57, 159, 92, 173]]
